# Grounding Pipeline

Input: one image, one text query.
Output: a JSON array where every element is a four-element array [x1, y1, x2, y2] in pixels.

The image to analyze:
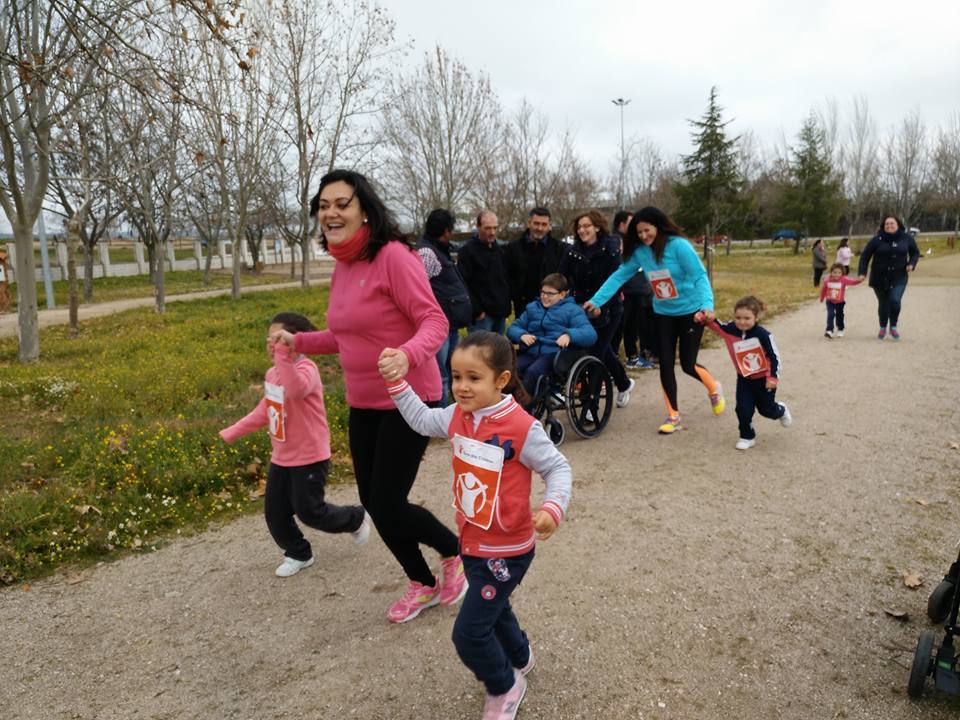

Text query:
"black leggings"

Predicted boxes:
[[349, 406, 459, 587], [591, 303, 630, 392], [655, 312, 718, 415]]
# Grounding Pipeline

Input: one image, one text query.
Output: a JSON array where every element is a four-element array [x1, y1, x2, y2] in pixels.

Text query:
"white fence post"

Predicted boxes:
[[165, 241, 176, 271], [134, 241, 146, 273], [98, 242, 111, 277], [193, 240, 202, 270]]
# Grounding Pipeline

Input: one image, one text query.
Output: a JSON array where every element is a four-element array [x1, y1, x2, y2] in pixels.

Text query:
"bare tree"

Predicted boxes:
[[619, 135, 666, 209], [189, 7, 281, 300], [842, 95, 880, 234], [931, 112, 960, 243], [380, 45, 504, 225], [269, 0, 399, 286], [882, 109, 930, 224]]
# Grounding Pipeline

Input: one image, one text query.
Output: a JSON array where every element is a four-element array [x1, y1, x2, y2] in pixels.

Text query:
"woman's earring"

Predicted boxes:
[[363, 217, 368, 223]]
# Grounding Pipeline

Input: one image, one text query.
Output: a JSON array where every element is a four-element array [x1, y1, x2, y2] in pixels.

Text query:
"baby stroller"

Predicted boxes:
[[907, 549, 960, 698], [527, 348, 613, 446]]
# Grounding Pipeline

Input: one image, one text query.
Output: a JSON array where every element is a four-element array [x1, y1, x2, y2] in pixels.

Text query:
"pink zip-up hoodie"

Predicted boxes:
[[294, 239, 448, 409], [219, 346, 331, 467]]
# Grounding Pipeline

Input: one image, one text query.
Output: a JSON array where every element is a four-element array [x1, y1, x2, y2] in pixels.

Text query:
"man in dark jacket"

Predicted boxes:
[[417, 208, 472, 400], [457, 210, 511, 334], [504, 207, 569, 318]]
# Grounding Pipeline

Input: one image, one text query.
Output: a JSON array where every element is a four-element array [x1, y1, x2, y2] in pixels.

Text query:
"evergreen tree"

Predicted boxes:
[[776, 113, 846, 245], [674, 87, 747, 238]]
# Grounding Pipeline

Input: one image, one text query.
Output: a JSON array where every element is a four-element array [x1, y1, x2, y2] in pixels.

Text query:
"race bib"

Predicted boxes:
[[827, 281, 842, 301], [733, 337, 768, 377], [647, 269, 679, 300], [451, 434, 504, 530], [264, 382, 286, 442]]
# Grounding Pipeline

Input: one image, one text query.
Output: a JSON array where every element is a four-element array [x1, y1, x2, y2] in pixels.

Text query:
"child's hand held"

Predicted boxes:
[[378, 347, 409, 380]]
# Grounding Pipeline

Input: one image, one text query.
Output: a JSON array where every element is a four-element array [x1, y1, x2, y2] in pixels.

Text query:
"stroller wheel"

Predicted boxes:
[[546, 418, 565, 446], [927, 580, 955, 624], [908, 630, 936, 698]]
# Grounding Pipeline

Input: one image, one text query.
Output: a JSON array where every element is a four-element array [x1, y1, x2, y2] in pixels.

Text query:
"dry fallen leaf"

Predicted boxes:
[[65, 574, 85, 585], [904, 574, 924, 589], [949, 442, 959, 451], [73, 504, 102, 516], [883, 608, 908, 620], [912, 498, 929, 506], [215, 489, 232, 501], [248, 478, 267, 500]]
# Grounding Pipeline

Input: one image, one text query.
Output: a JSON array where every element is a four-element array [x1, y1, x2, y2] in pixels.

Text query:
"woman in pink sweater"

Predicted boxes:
[[271, 170, 465, 623], [220, 312, 370, 578]]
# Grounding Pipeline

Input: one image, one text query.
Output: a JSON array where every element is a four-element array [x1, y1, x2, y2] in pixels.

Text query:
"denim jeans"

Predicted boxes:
[[468, 315, 506, 336], [452, 551, 534, 695], [436, 328, 460, 402], [873, 282, 908, 328], [825, 302, 845, 332]]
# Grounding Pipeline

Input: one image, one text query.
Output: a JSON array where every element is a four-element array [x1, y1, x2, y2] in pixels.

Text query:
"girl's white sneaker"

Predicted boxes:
[[275, 556, 315, 577], [735, 438, 756, 450]]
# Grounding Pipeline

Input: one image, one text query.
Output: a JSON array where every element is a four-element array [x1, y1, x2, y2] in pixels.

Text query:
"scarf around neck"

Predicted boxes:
[[327, 223, 370, 263]]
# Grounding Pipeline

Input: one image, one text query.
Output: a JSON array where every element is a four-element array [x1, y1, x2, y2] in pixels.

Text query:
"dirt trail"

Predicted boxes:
[[3, 255, 960, 720]]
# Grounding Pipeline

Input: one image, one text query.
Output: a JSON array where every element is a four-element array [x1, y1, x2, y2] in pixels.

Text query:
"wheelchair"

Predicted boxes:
[[526, 348, 614, 446]]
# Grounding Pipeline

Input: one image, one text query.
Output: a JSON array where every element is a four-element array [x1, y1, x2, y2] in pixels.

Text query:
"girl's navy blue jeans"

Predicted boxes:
[[453, 550, 535, 695]]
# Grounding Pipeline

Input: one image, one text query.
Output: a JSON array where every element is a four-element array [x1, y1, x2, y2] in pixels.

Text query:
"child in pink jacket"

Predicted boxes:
[[819, 263, 864, 338], [220, 312, 369, 578]]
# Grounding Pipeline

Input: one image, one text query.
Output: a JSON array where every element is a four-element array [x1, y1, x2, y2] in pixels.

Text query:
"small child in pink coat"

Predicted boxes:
[[220, 312, 369, 577], [819, 263, 864, 338]]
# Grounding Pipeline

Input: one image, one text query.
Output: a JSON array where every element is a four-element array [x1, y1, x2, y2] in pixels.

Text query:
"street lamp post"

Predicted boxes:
[[611, 97, 631, 210]]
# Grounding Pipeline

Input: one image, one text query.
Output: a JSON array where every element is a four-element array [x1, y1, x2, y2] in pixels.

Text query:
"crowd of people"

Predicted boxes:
[[218, 168, 920, 720]]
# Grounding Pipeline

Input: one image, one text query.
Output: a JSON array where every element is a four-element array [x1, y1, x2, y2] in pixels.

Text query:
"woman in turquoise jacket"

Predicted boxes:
[[585, 206, 724, 434]]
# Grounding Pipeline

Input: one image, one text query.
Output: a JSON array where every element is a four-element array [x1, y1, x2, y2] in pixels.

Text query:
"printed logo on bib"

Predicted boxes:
[[732, 337, 768, 377], [647, 269, 679, 300], [827, 281, 842, 301], [451, 434, 505, 530], [264, 381, 286, 442]]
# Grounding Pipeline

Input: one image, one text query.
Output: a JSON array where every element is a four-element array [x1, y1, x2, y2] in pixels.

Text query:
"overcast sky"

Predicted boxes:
[[384, 0, 960, 173]]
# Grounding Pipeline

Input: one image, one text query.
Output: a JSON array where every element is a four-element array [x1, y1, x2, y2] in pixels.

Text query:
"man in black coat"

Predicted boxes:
[[457, 210, 511, 334], [504, 207, 568, 318], [416, 208, 472, 399]]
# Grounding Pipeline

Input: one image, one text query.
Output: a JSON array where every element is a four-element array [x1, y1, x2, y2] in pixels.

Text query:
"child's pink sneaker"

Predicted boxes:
[[482, 670, 527, 720], [439, 555, 468, 605], [387, 578, 441, 623]]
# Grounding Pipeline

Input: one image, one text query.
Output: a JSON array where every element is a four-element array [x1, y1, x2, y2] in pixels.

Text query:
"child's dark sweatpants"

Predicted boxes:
[[265, 459, 365, 561], [735, 376, 785, 440], [452, 550, 534, 695]]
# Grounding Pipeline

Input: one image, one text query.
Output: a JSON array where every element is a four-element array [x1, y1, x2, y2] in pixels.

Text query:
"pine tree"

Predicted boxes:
[[674, 87, 747, 238], [776, 113, 845, 246]]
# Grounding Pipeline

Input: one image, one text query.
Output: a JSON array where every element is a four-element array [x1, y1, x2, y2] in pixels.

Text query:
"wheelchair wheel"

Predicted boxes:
[[564, 355, 613, 439], [908, 630, 935, 698], [927, 580, 955, 624], [545, 417, 565, 446]]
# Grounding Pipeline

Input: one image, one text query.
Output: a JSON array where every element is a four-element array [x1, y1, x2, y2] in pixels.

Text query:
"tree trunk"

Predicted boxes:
[[300, 237, 311, 288], [154, 241, 166, 314], [67, 215, 81, 337], [289, 241, 296, 280], [82, 242, 94, 300], [231, 231, 241, 301], [12, 222, 40, 362], [146, 243, 157, 284], [203, 239, 214, 285]]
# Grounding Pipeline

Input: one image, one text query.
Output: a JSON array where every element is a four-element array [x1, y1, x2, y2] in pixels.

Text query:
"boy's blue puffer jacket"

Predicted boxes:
[[506, 296, 598, 356]]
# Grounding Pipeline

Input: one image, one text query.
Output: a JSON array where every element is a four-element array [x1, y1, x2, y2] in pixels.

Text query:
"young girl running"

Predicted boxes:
[[699, 297, 792, 450], [220, 313, 370, 577], [819, 262, 864, 338], [378, 331, 571, 720]]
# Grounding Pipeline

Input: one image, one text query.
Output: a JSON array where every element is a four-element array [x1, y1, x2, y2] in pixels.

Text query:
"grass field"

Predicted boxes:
[[1, 238, 956, 585]]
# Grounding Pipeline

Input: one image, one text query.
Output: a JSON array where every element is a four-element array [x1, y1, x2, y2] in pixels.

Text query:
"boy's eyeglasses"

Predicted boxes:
[[540, 289, 560, 297]]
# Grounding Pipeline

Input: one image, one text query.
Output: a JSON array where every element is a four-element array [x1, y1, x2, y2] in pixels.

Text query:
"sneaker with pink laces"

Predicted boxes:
[[482, 670, 527, 720], [439, 555, 468, 606], [387, 578, 441, 623]]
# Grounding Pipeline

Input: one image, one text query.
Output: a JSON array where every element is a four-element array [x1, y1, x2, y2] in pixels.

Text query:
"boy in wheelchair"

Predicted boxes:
[[506, 273, 598, 399]]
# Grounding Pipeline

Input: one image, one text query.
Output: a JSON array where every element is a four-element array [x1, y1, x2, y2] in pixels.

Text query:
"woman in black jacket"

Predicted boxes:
[[857, 214, 920, 340], [559, 210, 634, 407]]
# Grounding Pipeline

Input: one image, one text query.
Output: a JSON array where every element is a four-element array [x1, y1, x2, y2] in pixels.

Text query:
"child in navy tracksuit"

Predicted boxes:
[[819, 262, 864, 338], [380, 331, 571, 720], [700, 296, 792, 450]]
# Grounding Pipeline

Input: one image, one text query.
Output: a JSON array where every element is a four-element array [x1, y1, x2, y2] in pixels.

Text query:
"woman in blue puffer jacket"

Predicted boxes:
[[507, 273, 597, 396]]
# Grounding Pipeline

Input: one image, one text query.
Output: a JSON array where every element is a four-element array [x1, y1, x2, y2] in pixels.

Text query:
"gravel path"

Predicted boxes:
[[3, 255, 959, 719]]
